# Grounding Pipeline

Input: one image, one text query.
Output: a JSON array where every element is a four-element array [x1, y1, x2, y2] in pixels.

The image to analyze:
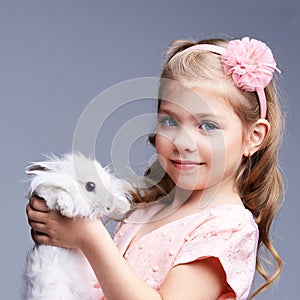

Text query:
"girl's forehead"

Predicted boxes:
[[159, 85, 234, 118]]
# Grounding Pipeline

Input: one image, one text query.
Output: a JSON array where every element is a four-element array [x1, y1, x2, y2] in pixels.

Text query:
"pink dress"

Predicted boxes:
[[98, 204, 258, 300]]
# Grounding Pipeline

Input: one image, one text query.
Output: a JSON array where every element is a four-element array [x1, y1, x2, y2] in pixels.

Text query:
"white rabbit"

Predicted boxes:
[[22, 152, 133, 300]]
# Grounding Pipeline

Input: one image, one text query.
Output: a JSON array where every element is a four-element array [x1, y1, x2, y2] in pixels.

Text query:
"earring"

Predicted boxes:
[[244, 150, 252, 158]]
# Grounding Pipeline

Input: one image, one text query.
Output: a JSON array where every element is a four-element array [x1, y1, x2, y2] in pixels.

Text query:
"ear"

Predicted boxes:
[[243, 119, 270, 157], [25, 163, 49, 175]]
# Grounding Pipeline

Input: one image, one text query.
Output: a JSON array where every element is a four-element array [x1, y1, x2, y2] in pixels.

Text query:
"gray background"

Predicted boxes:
[[1, 0, 299, 299]]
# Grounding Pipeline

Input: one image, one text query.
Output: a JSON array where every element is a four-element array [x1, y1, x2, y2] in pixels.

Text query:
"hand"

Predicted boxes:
[[26, 195, 102, 249]]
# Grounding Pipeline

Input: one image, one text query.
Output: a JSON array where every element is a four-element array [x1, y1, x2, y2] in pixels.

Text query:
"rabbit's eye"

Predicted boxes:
[[85, 181, 96, 192]]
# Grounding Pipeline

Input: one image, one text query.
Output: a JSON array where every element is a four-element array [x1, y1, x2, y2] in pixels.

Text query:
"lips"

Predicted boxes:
[[171, 160, 203, 170]]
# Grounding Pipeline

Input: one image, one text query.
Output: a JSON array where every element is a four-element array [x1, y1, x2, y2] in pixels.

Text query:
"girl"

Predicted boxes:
[[26, 36, 284, 299]]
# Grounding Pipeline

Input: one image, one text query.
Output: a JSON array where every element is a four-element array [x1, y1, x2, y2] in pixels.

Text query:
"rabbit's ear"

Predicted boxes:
[[25, 163, 50, 175]]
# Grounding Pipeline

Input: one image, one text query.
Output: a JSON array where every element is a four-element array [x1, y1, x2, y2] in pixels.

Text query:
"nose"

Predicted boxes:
[[172, 127, 197, 153]]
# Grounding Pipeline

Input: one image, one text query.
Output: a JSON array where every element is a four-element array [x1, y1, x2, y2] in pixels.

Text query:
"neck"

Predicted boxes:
[[172, 179, 242, 212]]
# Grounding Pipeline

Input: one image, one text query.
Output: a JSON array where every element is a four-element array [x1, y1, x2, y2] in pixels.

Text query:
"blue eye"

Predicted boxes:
[[200, 122, 219, 131], [159, 116, 178, 127]]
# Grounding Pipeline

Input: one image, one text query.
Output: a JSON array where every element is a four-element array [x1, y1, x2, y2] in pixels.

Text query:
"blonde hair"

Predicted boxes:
[[132, 38, 285, 298]]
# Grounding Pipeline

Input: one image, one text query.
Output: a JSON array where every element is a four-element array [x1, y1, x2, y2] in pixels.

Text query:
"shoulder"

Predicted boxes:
[[197, 204, 258, 236], [172, 204, 258, 242], [174, 205, 258, 299], [175, 204, 258, 262]]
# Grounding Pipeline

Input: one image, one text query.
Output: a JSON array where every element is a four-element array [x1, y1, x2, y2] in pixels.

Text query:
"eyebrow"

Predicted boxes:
[[158, 108, 227, 121], [158, 108, 177, 116], [193, 112, 227, 121]]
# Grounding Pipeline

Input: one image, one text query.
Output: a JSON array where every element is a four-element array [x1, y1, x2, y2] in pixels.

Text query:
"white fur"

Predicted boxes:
[[22, 153, 132, 300]]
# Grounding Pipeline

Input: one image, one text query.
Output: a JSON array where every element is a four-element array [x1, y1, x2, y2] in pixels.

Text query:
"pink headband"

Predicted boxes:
[[181, 37, 280, 119]]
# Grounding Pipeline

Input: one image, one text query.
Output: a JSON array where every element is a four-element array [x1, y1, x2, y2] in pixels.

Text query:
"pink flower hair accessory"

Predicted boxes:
[[181, 37, 280, 119]]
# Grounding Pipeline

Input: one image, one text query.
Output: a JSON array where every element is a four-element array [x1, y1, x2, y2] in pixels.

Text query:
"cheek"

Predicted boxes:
[[155, 134, 170, 154], [202, 136, 235, 179], [219, 139, 243, 173], [210, 139, 226, 164], [198, 137, 219, 163], [155, 134, 171, 170]]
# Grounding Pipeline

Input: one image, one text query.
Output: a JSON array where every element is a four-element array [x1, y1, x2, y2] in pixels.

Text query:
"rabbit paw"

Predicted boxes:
[[56, 191, 75, 218]]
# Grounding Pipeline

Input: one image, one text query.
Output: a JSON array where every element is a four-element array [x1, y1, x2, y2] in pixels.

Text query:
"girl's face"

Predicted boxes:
[[155, 83, 248, 193]]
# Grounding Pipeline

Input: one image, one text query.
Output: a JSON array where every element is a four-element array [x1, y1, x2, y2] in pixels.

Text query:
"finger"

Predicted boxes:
[[31, 229, 50, 245], [26, 203, 49, 223], [29, 196, 50, 212], [28, 219, 47, 233]]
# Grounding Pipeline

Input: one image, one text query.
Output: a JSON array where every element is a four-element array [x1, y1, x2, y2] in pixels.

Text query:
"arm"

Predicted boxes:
[[27, 197, 227, 300], [159, 258, 229, 300]]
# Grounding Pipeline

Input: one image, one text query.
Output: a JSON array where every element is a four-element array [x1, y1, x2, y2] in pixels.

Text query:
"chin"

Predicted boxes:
[[171, 178, 205, 191]]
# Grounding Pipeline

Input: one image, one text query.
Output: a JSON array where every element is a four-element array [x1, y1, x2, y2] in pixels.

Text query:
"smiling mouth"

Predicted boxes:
[[171, 160, 204, 170]]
